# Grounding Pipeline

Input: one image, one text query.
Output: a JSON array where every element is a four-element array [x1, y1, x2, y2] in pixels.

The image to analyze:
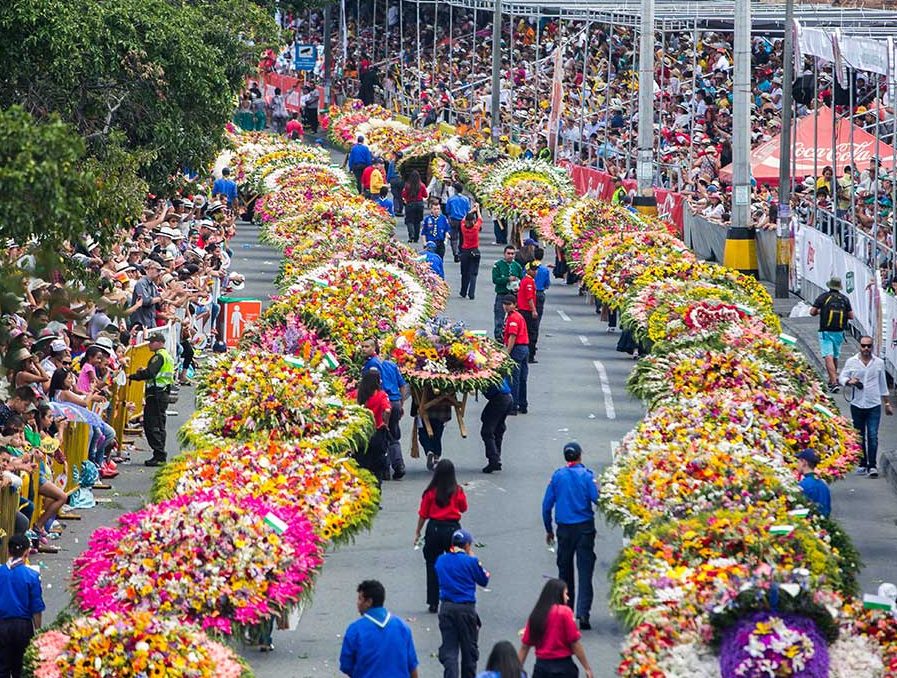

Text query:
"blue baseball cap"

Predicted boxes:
[[424, 241, 437, 250], [451, 529, 474, 547]]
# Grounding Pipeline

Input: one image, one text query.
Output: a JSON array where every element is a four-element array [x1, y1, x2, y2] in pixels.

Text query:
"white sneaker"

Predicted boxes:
[[868, 467, 879, 478]]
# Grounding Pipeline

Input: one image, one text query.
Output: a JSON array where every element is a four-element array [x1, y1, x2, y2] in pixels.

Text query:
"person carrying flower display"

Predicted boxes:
[[346, 135, 373, 192], [361, 337, 410, 480], [414, 459, 468, 613], [340, 580, 420, 678], [502, 295, 529, 415], [492, 246, 523, 342], [541, 442, 599, 632], [480, 376, 513, 474], [414, 385, 453, 472], [445, 183, 472, 262], [402, 170, 429, 243], [422, 200, 451, 261], [532, 247, 551, 358], [356, 369, 391, 484], [517, 264, 539, 364]]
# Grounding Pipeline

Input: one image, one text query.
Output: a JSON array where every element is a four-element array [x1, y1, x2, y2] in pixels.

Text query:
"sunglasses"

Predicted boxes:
[[860, 343, 873, 348], [62, 361, 72, 365]]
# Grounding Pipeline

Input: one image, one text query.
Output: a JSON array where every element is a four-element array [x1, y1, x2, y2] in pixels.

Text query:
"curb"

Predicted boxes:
[[880, 449, 897, 496]]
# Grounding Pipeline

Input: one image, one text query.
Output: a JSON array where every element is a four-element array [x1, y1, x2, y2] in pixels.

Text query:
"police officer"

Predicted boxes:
[[434, 529, 490, 678], [0, 534, 45, 677], [129, 332, 175, 467], [541, 442, 599, 630]]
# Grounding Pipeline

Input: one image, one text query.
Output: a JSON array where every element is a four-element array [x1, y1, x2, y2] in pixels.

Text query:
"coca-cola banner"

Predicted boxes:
[[564, 163, 684, 237], [719, 105, 897, 186]]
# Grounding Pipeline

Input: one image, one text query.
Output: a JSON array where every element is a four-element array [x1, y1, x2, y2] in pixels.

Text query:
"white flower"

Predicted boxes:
[[828, 634, 884, 678]]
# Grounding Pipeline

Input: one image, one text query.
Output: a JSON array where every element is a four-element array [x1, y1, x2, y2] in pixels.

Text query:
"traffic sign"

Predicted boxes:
[[294, 44, 317, 71]]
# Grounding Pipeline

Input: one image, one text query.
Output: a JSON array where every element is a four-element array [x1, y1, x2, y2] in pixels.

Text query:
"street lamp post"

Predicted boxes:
[[636, 0, 655, 193], [491, 0, 502, 140], [776, 0, 796, 297]]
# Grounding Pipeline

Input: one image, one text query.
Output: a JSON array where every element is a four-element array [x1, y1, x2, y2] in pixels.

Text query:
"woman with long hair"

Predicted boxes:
[[413, 458, 467, 612], [478, 640, 527, 678], [356, 369, 391, 482], [518, 579, 593, 678], [402, 169, 428, 243]]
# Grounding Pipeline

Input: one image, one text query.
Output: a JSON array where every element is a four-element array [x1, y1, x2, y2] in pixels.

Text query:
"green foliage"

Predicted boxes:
[[0, 0, 280, 190]]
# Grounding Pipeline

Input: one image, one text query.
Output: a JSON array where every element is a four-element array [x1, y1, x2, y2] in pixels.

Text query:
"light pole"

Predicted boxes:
[[776, 0, 795, 296], [636, 0, 655, 193], [491, 0, 502, 140], [323, 4, 333, 106]]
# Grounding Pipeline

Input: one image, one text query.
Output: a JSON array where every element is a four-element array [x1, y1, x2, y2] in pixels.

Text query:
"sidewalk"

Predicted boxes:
[[772, 284, 897, 497]]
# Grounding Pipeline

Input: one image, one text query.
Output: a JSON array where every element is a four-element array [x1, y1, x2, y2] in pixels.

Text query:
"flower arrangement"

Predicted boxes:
[[354, 117, 432, 157], [279, 259, 432, 349], [843, 607, 897, 676], [225, 137, 328, 186], [25, 611, 252, 678], [599, 437, 798, 534], [180, 351, 372, 452], [384, 317, 515, 392], [479, 159, 575, 223], [251, 161, 355, 195], [584, 231, 696, 304], [328, 102, 395, 149], [151, 441, 380, 545], [258, 194, 395, 245], [72, 491, 324, 635], [346, 239, 450, 310], [719, 612, 828, 677], [627, 347, 801, 408]]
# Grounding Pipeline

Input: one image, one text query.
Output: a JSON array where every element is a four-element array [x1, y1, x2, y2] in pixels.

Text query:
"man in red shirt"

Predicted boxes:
[[517, 262, 539, 363], [502, 294, 529, 414]]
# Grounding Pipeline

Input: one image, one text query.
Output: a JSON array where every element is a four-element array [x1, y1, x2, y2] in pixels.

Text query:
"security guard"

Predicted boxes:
[[434, 529, 490, 678], [129, 332, 175, 467]]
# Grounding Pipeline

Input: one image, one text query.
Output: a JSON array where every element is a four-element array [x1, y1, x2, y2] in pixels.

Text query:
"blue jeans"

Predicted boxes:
[[556, 520, 596, 621], [88, 421, 117, 466], [509, 344, 529, 410], [851, 404, 881, 468]]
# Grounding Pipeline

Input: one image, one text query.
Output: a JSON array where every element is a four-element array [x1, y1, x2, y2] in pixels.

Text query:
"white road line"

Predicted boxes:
[[557, 309, 571, 322], [592, 360, 616, 420], [578, 335, 590, 346]]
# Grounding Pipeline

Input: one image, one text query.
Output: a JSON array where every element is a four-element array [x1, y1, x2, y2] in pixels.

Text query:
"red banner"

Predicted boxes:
[[564, 163, 685, 237]]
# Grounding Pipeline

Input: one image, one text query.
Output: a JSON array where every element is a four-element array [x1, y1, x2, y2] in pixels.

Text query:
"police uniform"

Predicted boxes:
[[131, 340, 175, 465]]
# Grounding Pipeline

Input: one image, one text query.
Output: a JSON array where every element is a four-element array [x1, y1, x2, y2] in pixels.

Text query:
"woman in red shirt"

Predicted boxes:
[[518, 579, 593, 678], [458, 205, 482, 300], [413, 458, 468, 612], [356, 369, 391, 483], [402, 169, 428, 243]]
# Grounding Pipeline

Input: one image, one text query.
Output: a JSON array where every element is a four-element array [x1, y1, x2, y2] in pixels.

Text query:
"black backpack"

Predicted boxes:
[[820, 291, 851, 331]]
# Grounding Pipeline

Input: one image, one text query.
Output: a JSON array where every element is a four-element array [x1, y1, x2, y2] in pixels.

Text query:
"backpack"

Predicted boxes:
[[819, 291, 850, 331]]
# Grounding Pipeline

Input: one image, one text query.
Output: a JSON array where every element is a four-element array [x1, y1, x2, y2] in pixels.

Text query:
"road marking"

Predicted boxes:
[[592, 360, 616, 420], [557, 309, 571, 322], [579, 335, 590, 346]]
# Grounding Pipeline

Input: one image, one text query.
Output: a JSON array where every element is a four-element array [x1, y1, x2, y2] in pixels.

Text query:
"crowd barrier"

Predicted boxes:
[[0, 485, 19, 562]]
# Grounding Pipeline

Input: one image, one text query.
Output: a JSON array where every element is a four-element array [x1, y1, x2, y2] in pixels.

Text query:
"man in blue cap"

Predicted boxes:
[[423, 241, 445, 279], [796, 449, 831, 518], [542, 441, 599, 630], [434, 529, 490, 678]]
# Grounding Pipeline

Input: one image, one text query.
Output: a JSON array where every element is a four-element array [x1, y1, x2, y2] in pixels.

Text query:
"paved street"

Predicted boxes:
[[35, 214, 897, 678]]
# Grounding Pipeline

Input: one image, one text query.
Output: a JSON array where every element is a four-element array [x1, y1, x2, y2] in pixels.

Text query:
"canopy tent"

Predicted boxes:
[[719, 106, 897, 186]]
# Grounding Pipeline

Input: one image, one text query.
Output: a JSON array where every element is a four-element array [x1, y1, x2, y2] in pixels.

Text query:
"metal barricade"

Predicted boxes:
[[62, 422, 91, 493], [0, 485, 20, 561]]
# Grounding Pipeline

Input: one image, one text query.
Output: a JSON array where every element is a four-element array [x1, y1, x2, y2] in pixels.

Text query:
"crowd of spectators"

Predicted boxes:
[[1, 168, 247, 553]]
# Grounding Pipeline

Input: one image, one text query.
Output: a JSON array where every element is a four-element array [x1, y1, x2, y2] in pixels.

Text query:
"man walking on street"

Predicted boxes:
[[445, 183, 471, 262], [340, 580, 420, 678], [542, 441, 599, 630], [810, 277, 854, 392], [491, 246, 523, 341], [129, 332, 175, 467], [0, 534, 44, 678], [435, 529, 490, 678], [346, 135, 373, 192], [533, 246, 551, 356], [502, 295, 529, 414], [517, 263, 539, 363], [480, 376, 513, 473], [839, 336, 893, 477], [362, 338, 410, 479]]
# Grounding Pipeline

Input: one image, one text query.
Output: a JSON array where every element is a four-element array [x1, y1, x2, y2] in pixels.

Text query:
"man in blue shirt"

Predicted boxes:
[[797, 449, 831, 518], [531, 247, 552, 363], [375, 186, 395, 216], [211, 167, 239, 209], [421, 201, 451, 260], [347, 135, 373, 192], [542, 441, 599, 630], [340, 580, 419, 678], [435, 530, 490, 678], [361, 337, 410, 480], [444, 183, 471, 262], [0, 534, 45, 677], [480, 377, 513, 473], [422, 242, 445, 279]]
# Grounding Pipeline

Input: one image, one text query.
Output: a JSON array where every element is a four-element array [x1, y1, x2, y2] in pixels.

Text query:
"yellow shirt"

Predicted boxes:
[[369, 168, 385, 195]]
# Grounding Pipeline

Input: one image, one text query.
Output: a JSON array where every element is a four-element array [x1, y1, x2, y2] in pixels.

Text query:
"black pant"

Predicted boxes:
[[459, 249, 481, 299], [533, 656, 578, 678], [387, 401, 404, 473], [438, 602, 479, 678], [143, 389, 168, 460], [0, 618, 34, 678], [448, 218, 462, 258], [304, 107, 319, 132], [350, 165, 366, 193], [391, 180, 405, 214], [180, 338, 195, 374], [521, 309, 539, 358], [556, 521, 596, 621], [480, 393, 512, 464], [359, 427, 389, 481], [423, 519, 460, 608], [405, 201, 424, 241]]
